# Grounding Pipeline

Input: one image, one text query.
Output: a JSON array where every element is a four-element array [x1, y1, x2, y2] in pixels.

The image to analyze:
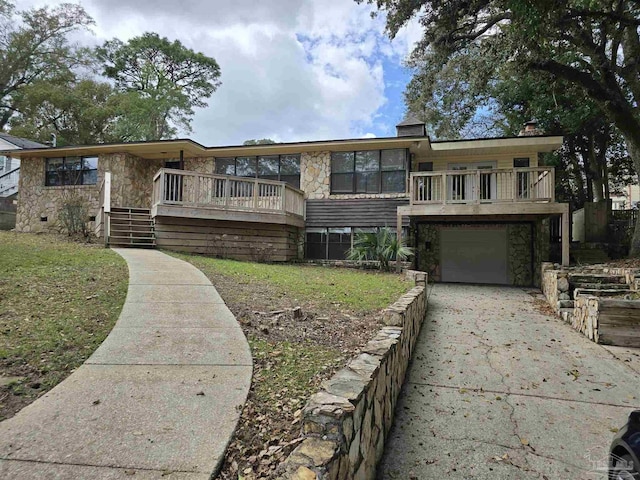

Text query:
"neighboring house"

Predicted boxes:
[[3, 119, 568, 287], [611, 184, 640, 210], [0, 132, 47, 198]]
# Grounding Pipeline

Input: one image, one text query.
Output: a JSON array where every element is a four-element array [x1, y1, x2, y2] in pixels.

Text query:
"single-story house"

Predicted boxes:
[[3, 119, 569, 287]]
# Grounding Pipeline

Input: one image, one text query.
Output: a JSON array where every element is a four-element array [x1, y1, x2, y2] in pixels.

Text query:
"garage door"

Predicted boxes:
[[440, 226, 508, 284]]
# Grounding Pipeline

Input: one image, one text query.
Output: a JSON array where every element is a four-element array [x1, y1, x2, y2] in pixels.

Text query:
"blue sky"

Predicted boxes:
[[16, 0, 423, 145]]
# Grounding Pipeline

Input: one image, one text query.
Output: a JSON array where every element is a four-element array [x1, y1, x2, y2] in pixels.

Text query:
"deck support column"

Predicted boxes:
[[396, 212, 403, 273], [561, 205, 570, 266]]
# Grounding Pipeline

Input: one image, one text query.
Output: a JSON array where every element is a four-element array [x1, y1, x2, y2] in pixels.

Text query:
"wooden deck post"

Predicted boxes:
[[396, 212, 403, 273], [562, 205, 570, 266]]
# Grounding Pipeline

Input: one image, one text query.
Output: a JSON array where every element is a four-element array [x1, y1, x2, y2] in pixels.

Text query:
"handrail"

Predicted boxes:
[[152, 168, 305, 218], [0, 167, 19, 181], [410, 166, 555, 205]]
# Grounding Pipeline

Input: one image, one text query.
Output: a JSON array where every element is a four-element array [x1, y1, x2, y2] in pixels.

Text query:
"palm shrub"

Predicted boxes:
[[347, 227, 413, 272]]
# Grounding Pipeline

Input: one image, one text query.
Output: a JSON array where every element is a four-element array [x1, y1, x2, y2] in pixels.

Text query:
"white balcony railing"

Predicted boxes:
[[152, 168, 305, 218], [410, 167, 555, 205]]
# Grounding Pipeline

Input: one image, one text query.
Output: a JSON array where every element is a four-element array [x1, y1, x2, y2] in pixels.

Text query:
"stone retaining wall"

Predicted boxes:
[[276, 272, 428, 480]]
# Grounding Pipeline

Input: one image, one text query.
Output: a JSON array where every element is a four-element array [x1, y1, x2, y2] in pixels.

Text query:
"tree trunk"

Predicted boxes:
[[626, 138, 640, 257]]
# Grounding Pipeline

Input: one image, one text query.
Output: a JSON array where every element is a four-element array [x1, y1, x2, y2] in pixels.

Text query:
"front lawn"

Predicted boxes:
[[0, 232, 128, 420], [172, 253, 411, 479]]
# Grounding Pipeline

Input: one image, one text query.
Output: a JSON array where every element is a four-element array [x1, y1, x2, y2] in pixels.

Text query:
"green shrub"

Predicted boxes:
[[347, 227, 413, 272]]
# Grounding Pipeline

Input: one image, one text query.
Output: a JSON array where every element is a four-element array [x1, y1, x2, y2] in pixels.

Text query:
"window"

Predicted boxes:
[[355, 151, 380, 193], [305, 226, 408, 260], [330, 149, 407, 194], [514, 158, 530, 168], [45, 156, 98, 186], [215, 154, 300, 188], [305, 228, 327, 259], [328, 227, 352, 259], [330, 152, 354, 193]]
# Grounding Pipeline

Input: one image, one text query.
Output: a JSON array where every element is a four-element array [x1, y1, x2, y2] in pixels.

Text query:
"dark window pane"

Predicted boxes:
[[331, 172, 354, 193], [82, 169, 98, 185], [418, 162, 433, 172], [356, 171, 380, 193], [382, 171, 406, 193], [381, 149, 406, 170], [258, 155, 279, 177], [514, 157, 530, 168], [328, 228, 351, 260], [281, 175, 300, 189], [331, 152, 354, 173], [355, 150, 379, 172], [236, 156, 257, 177], [45, 158, 64, 186], [280, 154, 300, 175], [215, 158, 235, 175], [306, 229, 327, 260]]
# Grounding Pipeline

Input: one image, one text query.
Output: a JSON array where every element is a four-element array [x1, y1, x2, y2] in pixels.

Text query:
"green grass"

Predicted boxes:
[[0, 232, 128, 416], [172, 254, 410, 312], [249, 337, 340, 400]]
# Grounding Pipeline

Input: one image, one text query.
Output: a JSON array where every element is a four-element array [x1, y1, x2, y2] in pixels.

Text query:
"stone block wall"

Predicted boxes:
[[276, 273, 428, 480]]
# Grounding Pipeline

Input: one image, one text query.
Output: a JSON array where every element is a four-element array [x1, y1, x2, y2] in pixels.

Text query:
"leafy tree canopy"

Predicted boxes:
[[0, 1, 94, 128], [96, 32, 221, 140], [364, 0, 640, 254], [243, 139, 277, 145]]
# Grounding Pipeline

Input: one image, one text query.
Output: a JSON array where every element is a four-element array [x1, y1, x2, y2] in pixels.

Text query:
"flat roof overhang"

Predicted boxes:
[[1, 134, 564, 160]]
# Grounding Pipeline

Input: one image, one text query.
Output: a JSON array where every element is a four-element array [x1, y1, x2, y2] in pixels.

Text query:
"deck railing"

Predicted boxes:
[[410, 167, 555, 205], [152, 168, 305, 217]]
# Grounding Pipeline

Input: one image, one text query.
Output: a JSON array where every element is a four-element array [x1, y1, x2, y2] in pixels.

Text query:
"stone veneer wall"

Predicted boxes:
[[16, 157, 99, 233], [533, 219, 551, 287], [301, 152, 330, 199], [276, 272, 428, 480]]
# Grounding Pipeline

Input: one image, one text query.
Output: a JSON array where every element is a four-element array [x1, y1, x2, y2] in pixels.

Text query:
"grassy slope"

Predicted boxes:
[[172, 253, 411, 477], [174, 255, 409, 311], [0, 232, 128, 419]]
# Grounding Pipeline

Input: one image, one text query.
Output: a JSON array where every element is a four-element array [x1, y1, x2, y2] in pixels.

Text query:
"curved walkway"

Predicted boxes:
[[0, 249, 252, 479]]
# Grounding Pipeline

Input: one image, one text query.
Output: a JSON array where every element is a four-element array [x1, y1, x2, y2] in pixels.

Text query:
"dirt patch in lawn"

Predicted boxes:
[[0, 232, 128, 421], [173, 254, 411, 479]]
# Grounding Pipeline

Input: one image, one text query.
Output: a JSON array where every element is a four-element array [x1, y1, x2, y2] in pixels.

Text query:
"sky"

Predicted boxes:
[[16, 0, 424, 146]]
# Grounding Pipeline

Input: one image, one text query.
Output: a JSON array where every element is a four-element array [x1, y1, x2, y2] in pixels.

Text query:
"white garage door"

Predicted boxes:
[[440, 226, 508, 284]]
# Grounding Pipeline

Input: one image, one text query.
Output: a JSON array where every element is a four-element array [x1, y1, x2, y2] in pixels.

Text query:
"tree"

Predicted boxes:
[[0, 1, 94, 129], [366, 0, 640, 254], [9, 78, 122, 146], [243, 139, 276, 145], [97, 32, 221, 140]]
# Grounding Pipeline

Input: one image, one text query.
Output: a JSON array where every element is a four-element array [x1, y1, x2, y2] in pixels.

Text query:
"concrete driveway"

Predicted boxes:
[[378, 284, 640, 479]]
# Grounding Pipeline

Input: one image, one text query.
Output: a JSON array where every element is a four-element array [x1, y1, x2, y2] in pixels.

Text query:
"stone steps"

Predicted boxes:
[[574, 288, 634, 298]]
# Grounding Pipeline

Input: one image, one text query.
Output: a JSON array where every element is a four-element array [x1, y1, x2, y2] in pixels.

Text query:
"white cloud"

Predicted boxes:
[[14, 0, 424, 145]]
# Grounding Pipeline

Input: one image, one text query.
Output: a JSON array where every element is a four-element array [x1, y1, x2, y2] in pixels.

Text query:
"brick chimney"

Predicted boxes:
[[518, 120, 541, 136]]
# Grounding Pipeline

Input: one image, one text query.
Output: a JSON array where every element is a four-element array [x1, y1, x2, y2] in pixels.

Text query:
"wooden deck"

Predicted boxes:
[[151, 168, 305, 228]]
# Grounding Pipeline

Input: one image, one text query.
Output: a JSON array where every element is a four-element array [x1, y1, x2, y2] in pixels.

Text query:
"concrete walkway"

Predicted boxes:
[[378, 284, 640, 480], [0, 249, 252, 479]]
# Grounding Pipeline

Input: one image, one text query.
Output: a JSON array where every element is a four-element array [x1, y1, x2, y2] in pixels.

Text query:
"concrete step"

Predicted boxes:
[[569, 283, 629, 291], [574, 288, 634, 298], [568, 273, 627, 285]]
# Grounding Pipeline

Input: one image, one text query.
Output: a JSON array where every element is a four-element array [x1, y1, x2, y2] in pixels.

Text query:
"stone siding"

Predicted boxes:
[[277, 273, 428, 480], [184, 157, 215, 174], [507, 224, 532, 286], [99, 153, 164, 208], [301, 152, 330, 199], [533, 219, 551, 287], [16, 157, 99, 233]]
